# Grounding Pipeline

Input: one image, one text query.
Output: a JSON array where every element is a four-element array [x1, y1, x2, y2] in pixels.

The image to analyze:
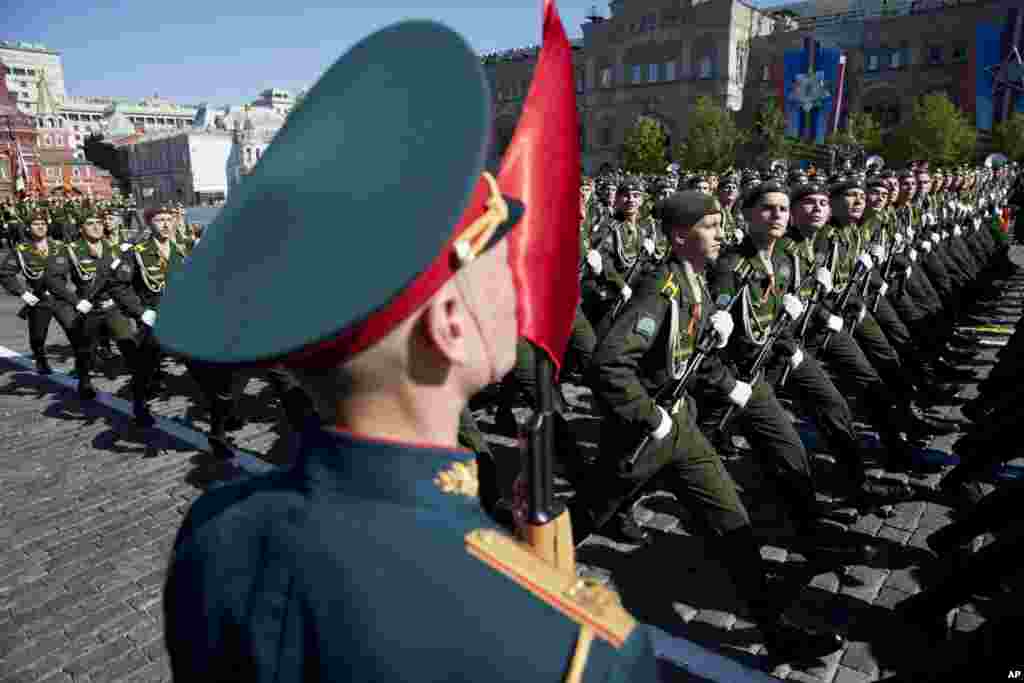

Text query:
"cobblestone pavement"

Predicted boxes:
[[0, 257, 1020, 682]]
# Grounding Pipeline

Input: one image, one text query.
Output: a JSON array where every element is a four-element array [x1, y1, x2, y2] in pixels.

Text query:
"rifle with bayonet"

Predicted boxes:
[[779, 242, 837, 387], [823, 251, 871, 352]]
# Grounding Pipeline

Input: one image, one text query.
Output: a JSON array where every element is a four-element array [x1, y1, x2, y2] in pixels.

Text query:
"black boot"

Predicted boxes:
[[32, 346, 52, 375], [716, 526, 844, 662], [132, 379, 155, 427], [75, 353, 97, 400]]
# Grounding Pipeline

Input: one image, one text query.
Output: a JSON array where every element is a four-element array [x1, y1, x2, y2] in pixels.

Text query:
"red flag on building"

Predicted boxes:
[[499, 0, 580, 373], [31, 165, 45, 197]]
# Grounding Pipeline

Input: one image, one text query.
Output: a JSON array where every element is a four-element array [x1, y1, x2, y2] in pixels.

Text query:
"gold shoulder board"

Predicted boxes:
[[465, 529, 636, 649], [659, 272, 679, 300]]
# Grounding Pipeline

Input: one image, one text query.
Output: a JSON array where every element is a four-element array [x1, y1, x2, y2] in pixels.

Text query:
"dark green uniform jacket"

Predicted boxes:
[[0, 239, 70, 301], [164, 426, 660, 683], [117, 238, 187, 318], [588, 257, 737, 433]]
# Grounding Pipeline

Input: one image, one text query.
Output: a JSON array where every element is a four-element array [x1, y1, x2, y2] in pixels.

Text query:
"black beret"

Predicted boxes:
[[653, 191, 721, 233], [828, 177, 864, 197], [618, 175, 644, 192], [866, 175, 889, 190], [741, 180, 789, 210], [897, 169, 916, 179], [789, 182, 829, 203]]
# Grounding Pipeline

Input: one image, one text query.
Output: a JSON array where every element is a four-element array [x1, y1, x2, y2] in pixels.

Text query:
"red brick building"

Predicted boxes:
[[0, 60, 112, 200]]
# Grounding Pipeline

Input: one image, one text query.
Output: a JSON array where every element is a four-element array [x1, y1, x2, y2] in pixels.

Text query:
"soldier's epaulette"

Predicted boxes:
[[659, 272, 679, 300], [465, 529, 636, 649], [134, 244, 147, 253], [16, 244, 27, 252]]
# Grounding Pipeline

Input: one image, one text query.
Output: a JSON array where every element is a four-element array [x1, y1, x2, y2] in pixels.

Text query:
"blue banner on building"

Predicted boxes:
[[783, 39, 842, 144]]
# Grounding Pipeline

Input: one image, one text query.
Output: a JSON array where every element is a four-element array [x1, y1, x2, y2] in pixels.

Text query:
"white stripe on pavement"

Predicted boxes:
[[0, 345, 277, 476]]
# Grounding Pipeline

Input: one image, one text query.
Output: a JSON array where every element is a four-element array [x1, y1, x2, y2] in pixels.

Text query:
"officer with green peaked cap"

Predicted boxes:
[[157, 20, 661, 683]]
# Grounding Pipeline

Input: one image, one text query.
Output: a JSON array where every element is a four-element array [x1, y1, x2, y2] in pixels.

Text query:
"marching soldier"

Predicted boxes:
[[115, 206, 188, 426], [577, 190, 844, 660], [0, 210, 84, 376], [50, 212, 138, 399], [710, 181, 910, 508], [159, 21, 661, 681], [716, 171, 743, 245]]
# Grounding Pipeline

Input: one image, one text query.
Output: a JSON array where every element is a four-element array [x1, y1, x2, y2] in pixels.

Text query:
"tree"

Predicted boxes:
[[620, 116, 668, 174], [752, 96, 791, 164], [888, 93, 976, 166], [825, 111, 883, 154], [992, 112, 1024, 163], [675, 96, 749, 171]]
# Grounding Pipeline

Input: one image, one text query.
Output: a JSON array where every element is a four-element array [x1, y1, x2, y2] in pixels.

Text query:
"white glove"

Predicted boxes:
[[650, 406, 672, 441], [921, 240, 932, 253], [789, 347, 804, 370], [140, 309, 157, 327], [75, 300, 93, 314], [710, 311, 734, 348], [827, 314, 844, 333], [782, 293, 804, 320], [870, 244, 884, 261], [856, 305, 867, 324], [728, 381, 752, 408], [586, 249, 602, 275], [953, 225, 962, 237], [620, 284, 632, 302], [907, 226, 916, 239], [893, 232, 904, 245], [973, 217, 982, 230], [947, 201, 957, 212], [642, 237, 655, 256], [879, 282, 889, 297], [20, 292, 39, 306], [857, 253, 874, 270], [909, 248, 918, 262], [815, 267, 834, 294], [929, 232, 940, 244], [905, 265, 913, 278]]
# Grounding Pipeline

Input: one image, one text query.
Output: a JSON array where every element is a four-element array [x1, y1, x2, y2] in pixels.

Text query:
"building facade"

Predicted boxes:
[[0, 41, 64, 116], [485, 0, 1012, 171], [225, 106, 286, 190], [58, 97, 198, 160], [117, 130, 233, 207], [250, 88, 298, 117]]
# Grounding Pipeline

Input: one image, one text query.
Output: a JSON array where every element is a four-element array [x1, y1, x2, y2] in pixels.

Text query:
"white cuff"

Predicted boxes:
[[728, 381, 752, 408], [827, 315, 844, 333], [651, 406, 672, 440], [789, 348, 804, 370], [879, 282, 889, 297]]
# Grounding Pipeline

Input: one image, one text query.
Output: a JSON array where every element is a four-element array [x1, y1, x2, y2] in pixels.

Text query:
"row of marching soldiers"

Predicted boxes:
[[0, 204, 315, 457], [464, 160, 1021, 663]]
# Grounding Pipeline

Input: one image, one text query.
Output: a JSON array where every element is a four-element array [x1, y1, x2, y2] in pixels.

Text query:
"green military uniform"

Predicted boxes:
[[57, 235, 138, 396], [117, 236, 188, 424], [0, 237, 85, 375]]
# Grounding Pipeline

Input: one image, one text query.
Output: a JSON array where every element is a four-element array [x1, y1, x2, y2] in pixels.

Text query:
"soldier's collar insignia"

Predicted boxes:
[[434, 459, 479, 499], [660, 272, 679, 299]]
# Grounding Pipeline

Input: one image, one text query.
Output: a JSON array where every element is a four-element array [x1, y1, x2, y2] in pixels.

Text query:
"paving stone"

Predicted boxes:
[[849, 513, 883, 536], [692, 609, 736, 631], [876, 525, 911, 545], [672, 603, 699, 623], [832, 664, 873, 683], [88, 646, 152, 683], [838, 566, 886, 603], [953, 608, 985, 633], [65, 602, 136, 641], [809, 572, 841, 594], [883, 567, 922, 595], [839, 641, 880, 678], [761, 545, 789, 563], [62, 636, 135, 678], [873, 586, 912, 610], [790, 647, 842, 683], [883, 503, 925, 531]]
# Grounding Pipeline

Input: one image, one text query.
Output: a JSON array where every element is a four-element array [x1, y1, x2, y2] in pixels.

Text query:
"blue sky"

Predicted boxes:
[[8, 0, 788, 107], [5, 1, 596, 106]]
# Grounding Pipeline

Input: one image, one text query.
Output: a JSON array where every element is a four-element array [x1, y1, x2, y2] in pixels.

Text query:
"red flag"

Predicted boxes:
[[500, 0, 580, 372]]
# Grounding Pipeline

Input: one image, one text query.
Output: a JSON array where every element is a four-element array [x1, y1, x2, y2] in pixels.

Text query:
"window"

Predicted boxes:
[[44, 135, 52, 146], [72, 167, 80, 177], [46, 167, 55, 178], [762, 64, 771, 81], [632, 64, 643, 84], [867, 54, 880, 71], [0, 163, 7, 179], [927, 46, 943, 65], [649, 63, 659, 83], [665, 60, 677, 81], [952, 43, 968, 63], [699, 56, 713, 79], [576, 72, 585, 93], [600, 126, 612, 146], [639, 13, 657, 32], [890, 50, 902, 69]]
